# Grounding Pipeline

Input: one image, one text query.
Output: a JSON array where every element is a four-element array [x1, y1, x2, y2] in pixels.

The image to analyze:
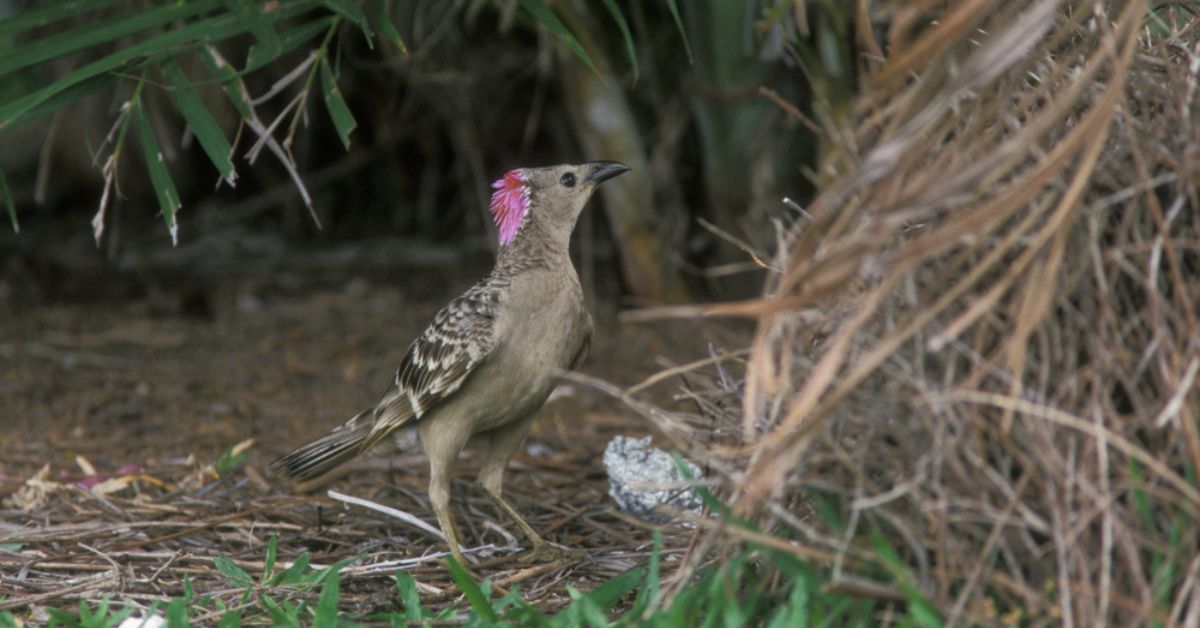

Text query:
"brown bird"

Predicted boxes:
[[270, 161, 630, 565]]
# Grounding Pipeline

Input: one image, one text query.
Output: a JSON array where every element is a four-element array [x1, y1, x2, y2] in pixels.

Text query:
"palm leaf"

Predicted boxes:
[[516, 0, 598, 75]]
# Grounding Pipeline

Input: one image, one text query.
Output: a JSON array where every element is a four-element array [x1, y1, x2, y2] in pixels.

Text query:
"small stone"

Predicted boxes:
[[603, 436, 703, 523]]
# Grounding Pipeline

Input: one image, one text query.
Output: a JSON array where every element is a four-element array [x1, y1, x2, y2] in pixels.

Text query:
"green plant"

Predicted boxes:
[[0, 0, 668, 241], [28, 511, 944, 626], [174, 535, 361, 625], [0, 0, 395, 237], [214, 440, 251, 476], [46, 597, 135, 627]]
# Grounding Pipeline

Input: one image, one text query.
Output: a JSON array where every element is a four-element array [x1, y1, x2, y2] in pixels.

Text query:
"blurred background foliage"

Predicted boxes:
[[0, 0, 846, 306]]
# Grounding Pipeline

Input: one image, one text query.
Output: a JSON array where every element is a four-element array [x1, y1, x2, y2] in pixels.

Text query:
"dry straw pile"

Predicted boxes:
[[669, 1, 1199, 624]]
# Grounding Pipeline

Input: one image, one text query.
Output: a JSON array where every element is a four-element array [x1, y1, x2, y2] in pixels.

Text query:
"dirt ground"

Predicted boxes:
[[0, 228, 748, 619]]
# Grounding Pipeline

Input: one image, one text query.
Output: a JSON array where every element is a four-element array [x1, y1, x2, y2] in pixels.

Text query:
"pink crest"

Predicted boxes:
[[489, 169, 529, 245]]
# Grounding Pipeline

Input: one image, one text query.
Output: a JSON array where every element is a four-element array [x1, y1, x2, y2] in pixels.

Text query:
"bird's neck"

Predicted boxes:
[[494, 214, 574, 276]]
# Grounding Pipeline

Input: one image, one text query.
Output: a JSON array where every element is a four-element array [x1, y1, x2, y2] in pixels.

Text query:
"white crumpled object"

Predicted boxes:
[[603, 436, 703, 523], [119, 614, 165, 628]]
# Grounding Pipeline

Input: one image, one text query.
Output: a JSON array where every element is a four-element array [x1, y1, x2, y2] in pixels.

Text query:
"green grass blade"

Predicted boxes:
[[0, 0, 217, 80], [3, 25, 208, 130], [395, 572, 423, 623], [496, 589, 545, 624], [825, 596, 860, 626], [0, 1, 321, 131], [309, 555, 360, 586], [1153, 516, 1185, 611], [663, 0, 692, 63], [566, 586, 609, 627], [110, 603, 136, 625], [1129, 459, 1155, 528], [161, 58, 235, 185], [246, 16, 334, 73], [314, 571, 340, 627], [0, 0, 130, 39], [869, 531, 942, 627], [670, 452, 723, 514], [627, 531, 661, 619], [670, 451, 762, 531], [320, 0, 372, 44], [318, 56, 356, 150], [164, 597, 188, 627], [807, 488, 846, 531], [0, 55, 142, 130], [597, 0, 637, 81], [1, 70, 116, 132], [46, 607, 76, 624], [262, 535, 278, 584], [515, 0, 598, 75], [0, 163, 16, 233], [785, 576, 811, 627], [374, 0, 407, 54], [272, 553, 311, 585], [260, 594, 298, 627], [133, 97, 182, 245], [199, 46, 253, 120], [647, 530, 661, 597], [212, 555, 254, 587], [220, 0, 282, 59], [706, 556, 751, 625], [584, 566, 645, 609], [445, 556, 496, 622]]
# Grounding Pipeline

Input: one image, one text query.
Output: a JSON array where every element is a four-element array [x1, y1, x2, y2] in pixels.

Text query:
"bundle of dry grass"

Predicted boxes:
[[658, 1, 1200, 624]]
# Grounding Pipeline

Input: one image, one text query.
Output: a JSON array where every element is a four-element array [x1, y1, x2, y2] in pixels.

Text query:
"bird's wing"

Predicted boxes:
[[364, 282, 502, 446]]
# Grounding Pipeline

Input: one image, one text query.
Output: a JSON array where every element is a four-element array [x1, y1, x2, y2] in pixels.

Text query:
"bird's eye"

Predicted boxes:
[[560, 172, 576, 188]]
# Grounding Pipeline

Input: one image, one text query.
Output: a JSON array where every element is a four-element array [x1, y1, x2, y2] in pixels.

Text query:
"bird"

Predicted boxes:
[[270, 161, 631, 566]]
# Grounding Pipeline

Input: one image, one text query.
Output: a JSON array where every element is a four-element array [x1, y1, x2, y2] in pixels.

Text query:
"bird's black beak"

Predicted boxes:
[[584, 161, 631, 185]]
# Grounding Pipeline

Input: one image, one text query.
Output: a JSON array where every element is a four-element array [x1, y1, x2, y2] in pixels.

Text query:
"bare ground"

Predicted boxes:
[[0, 234, 745, 619]]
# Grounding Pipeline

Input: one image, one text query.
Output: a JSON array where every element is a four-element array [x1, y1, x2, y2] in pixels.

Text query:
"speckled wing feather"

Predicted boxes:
[[270, 281, 502, 481], [362, 281, 503, 448]]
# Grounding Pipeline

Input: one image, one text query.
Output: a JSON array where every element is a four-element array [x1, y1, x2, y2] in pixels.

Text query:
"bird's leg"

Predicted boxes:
[[483, 487, 583, 563], [429, 469, 468, 567], [477, 418, 583, 563], [481, 480, 544, 550], [421, 421, 472, 568]]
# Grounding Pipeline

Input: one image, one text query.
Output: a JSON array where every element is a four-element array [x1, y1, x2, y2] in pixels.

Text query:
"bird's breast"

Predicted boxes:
[[429, 273, 588, 435]]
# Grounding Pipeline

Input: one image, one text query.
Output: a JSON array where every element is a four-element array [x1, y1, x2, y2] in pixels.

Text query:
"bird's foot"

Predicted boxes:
[[518, 541, 585, 564]]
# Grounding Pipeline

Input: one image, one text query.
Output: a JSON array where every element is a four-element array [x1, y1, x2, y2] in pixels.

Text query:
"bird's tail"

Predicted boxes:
[[269, 409, 374, 482]]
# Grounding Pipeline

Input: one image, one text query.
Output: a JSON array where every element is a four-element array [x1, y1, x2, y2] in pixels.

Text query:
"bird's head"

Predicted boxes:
[[489, 161, 630, 247]]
